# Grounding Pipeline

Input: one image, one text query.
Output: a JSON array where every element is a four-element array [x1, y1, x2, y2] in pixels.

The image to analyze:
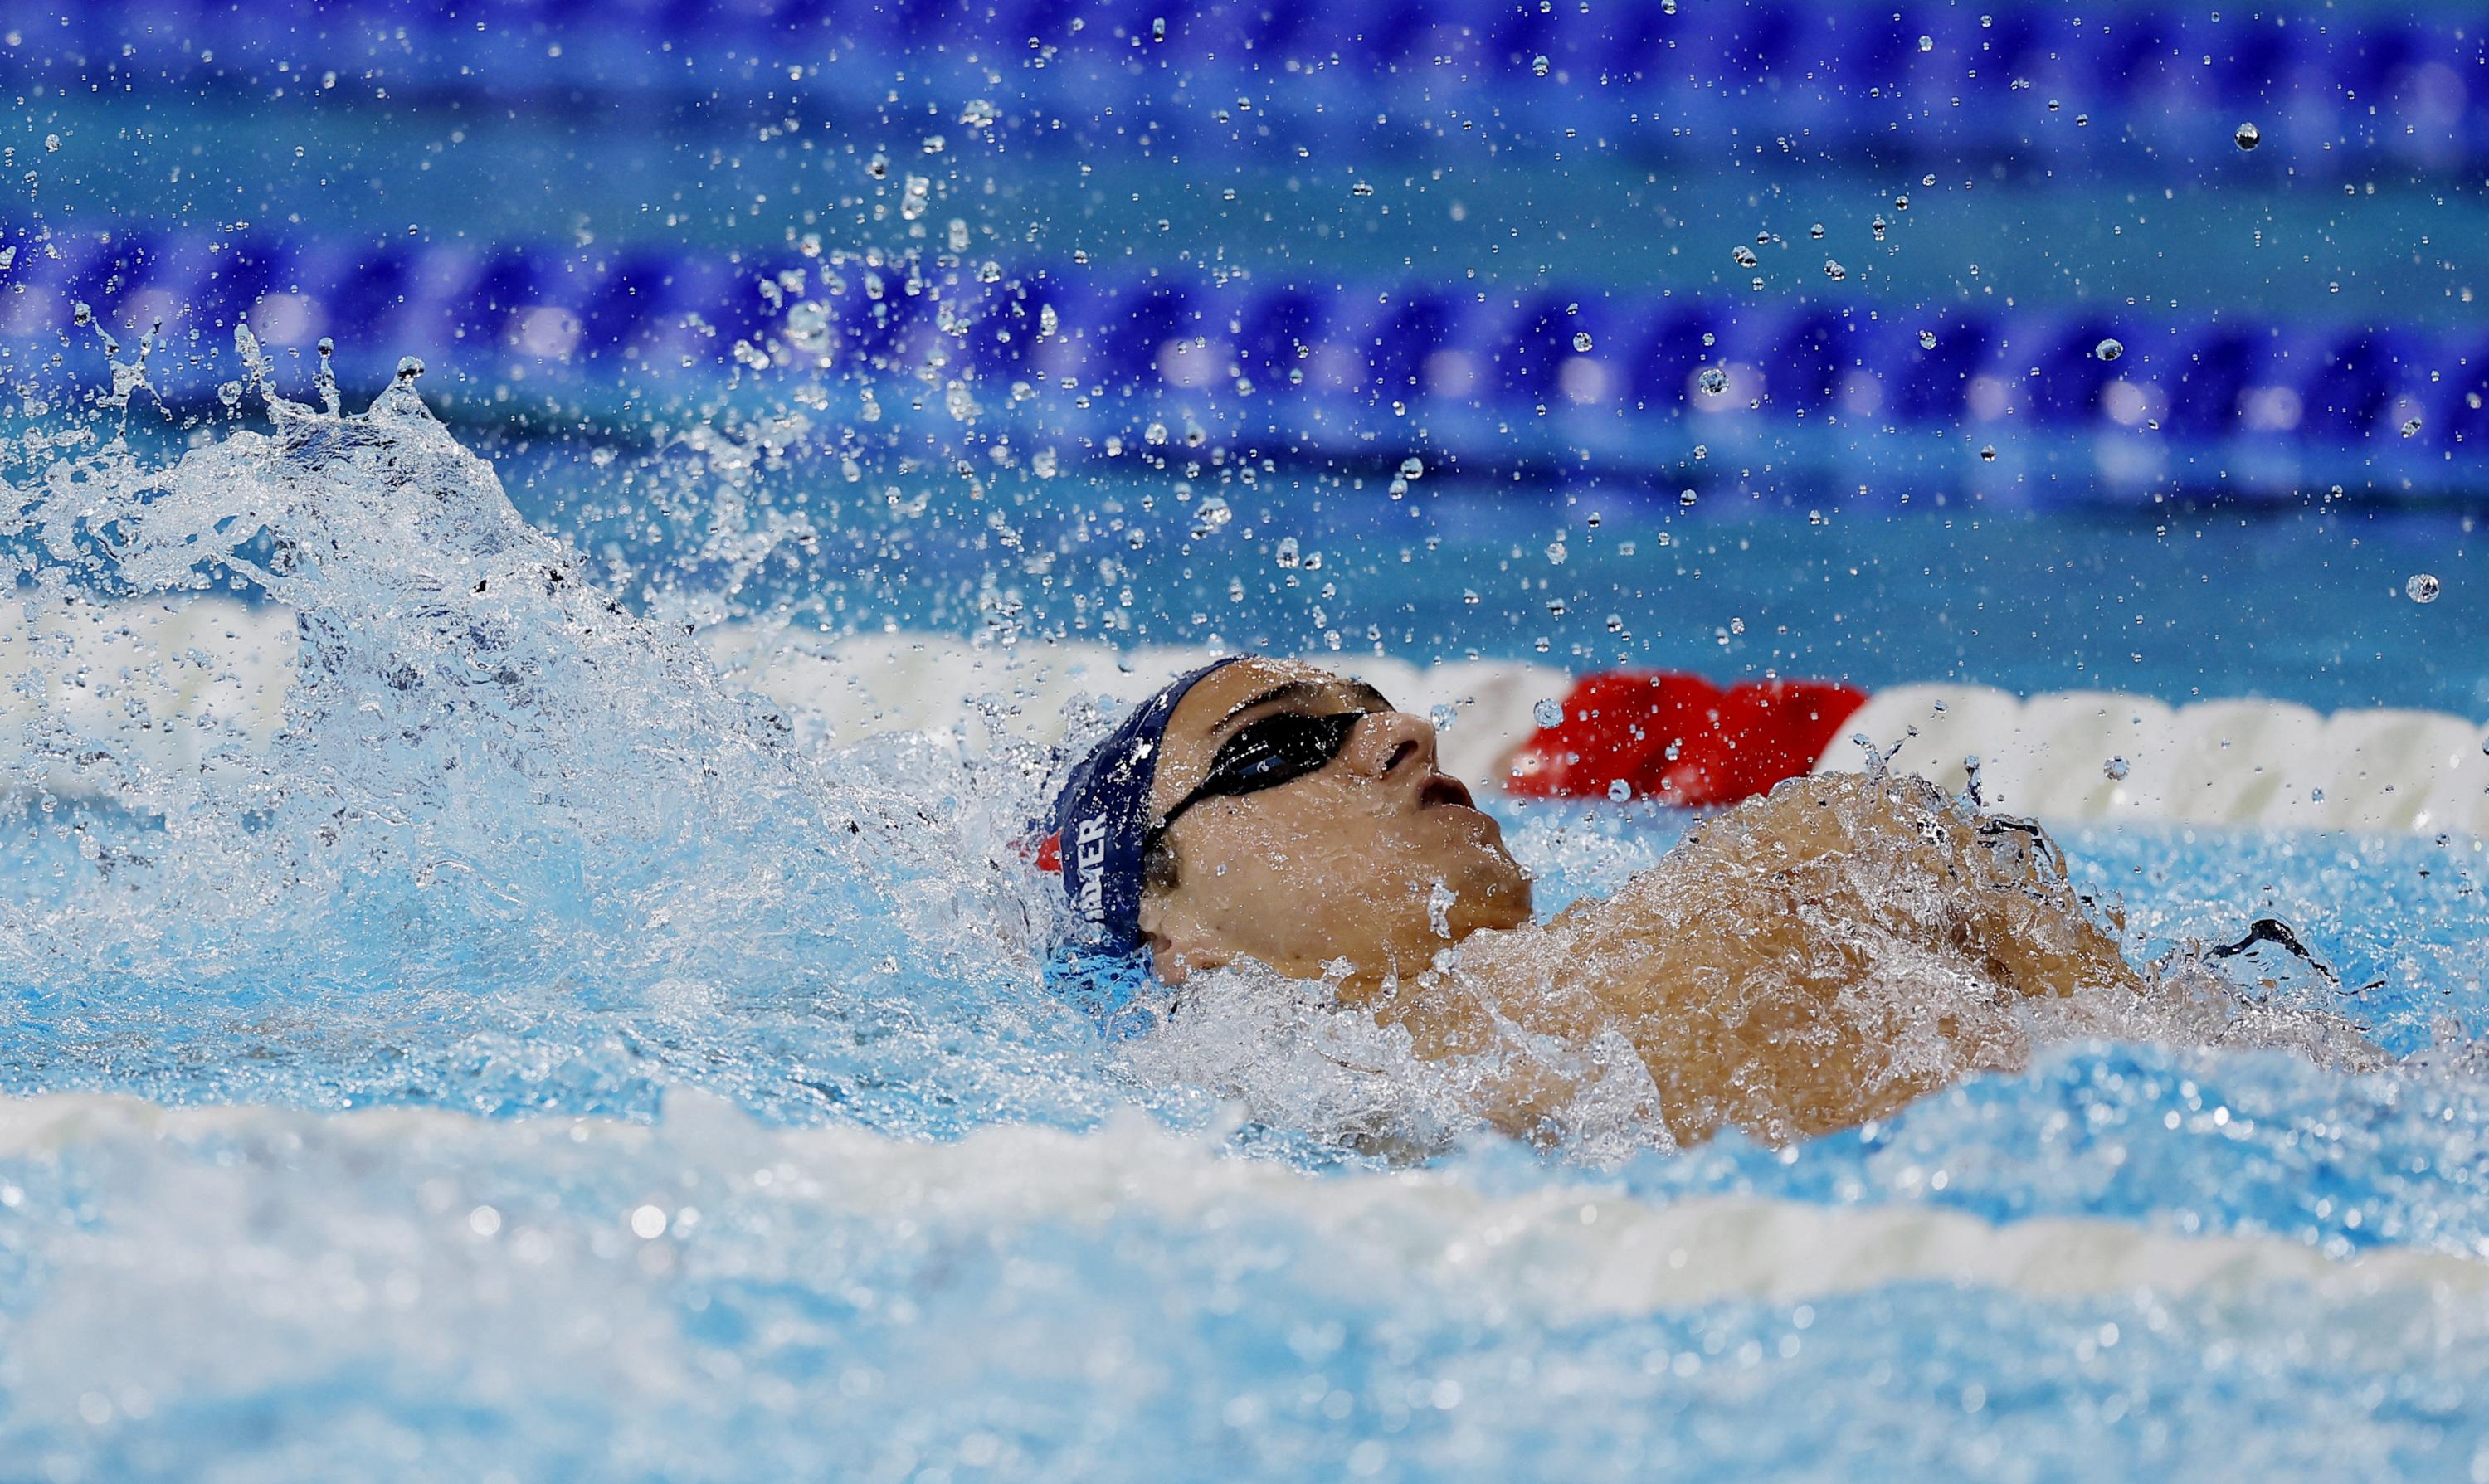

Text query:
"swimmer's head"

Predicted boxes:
[[1045, 656, 1531, 992]]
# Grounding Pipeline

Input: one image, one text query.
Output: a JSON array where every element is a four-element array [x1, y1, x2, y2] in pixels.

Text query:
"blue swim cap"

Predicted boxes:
[[1041, 657, 1244, 960]]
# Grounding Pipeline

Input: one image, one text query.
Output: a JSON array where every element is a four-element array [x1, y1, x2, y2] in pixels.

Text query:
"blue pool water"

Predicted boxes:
[[0, 393, 2481, 1483], [6, 2, 2489, 1478]]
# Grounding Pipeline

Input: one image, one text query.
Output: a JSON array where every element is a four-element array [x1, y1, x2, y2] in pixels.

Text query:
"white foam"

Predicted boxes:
[[5, 1089, 2478, 1317]]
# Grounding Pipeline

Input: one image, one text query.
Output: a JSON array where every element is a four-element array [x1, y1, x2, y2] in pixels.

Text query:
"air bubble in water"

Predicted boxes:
[[1678, 488, 1698, 508], [1571, 330, 1594, 353], [1532, 698, 1564, 728], [1918, 329, 1937, 349], [1732, 245, 1759, 268], [1400, 456, 1425, 479], [70, 300, 91, 328], [1980, 444, 1998, 461], [2234, 121, 2261, 151], [2094, 338, 2124, 362], [2407, 572, 2441, 604], [43, 133, 60, 152], [1697, 366, 1730, 396], [2401, 416, 2423, 438], [1824, 260, 1848, 281], [1917, 34, 1933, 51], [1532, 54, 1550, 77], [1606, 779, 1633, 802], [961, 99, 998, 129], [1809, 222, 1825, 239], [2103, 757, 2130, 781]]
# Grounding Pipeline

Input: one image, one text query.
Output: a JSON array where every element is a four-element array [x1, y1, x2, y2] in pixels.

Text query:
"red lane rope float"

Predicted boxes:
[[1504, 672, 1870, 807]]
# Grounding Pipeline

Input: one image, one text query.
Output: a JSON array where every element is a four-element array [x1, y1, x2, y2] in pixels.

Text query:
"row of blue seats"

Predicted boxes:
[[23, 2, 2489, 168], [13, 228, 2483, 456]]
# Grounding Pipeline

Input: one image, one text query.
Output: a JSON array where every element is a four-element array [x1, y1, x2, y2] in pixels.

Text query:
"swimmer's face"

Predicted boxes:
[[1136, 658, 1532, 988]]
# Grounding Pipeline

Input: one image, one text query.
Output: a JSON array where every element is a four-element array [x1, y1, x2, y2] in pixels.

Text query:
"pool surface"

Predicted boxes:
[[5, 2, 2489, 1479]]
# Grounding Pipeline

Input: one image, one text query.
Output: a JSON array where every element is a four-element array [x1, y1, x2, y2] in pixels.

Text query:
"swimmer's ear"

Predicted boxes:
[[1139, 895, 1228, 985]]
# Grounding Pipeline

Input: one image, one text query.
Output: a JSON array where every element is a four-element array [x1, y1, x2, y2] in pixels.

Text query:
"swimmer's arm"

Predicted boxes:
[[1693, 770, 2147, 1002], [1361, 937, 1665, 1148]]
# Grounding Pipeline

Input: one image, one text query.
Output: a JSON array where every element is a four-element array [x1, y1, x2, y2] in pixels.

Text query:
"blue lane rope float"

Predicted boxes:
[[12, 1, 2489, 176], [12, 226, 2483, 499]]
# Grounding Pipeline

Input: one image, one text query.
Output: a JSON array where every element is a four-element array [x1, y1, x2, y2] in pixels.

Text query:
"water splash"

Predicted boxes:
[[0, 378, 1101, 1130]]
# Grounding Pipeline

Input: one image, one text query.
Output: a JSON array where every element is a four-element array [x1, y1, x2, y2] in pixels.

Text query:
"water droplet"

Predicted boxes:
[[2402, 416, 2423, 438], [1531, 54, 1550, 77], [1533, 698, 1565, 728], [42, 134, 59, 153], [1605, 613, 1623, 632], [1275, 536, 1300, 568], [1606, 779, 1633, 802], [69, 300, 91, 328], [1572, 330, 1594, 353], [2234, 121, 2261, 151], [1678, 488, 1698, 508], [1696, 366, 1730, 396], [1979, 444, 1998, 461], [1871, 217, 1889, 241], [2407, 572, 2441, 604], [1918, 329, 1938, 349], [1732, 245, 1759, 268], [1809, 222, 1825, 239], [1545, 540, 1568, 566], [1400, 456, 1425, 479], [1917, 34, 1934, 52], [1429, 703, 1457, 732], [1824, 260, 1848, 281], [2094, 338, 2124, 362], [2103, 757, 2130, 781]]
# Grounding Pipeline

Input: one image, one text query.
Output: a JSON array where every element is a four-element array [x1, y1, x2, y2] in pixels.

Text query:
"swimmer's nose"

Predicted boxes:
[[1342, 708, 1439, 781]]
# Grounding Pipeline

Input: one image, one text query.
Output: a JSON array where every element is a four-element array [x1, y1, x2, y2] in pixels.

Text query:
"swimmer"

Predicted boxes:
[[1045, 657, 2379, 1148]]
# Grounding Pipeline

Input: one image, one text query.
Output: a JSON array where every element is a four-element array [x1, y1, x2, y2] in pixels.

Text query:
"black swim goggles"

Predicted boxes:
[[1146, 708, 1369, 844]]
